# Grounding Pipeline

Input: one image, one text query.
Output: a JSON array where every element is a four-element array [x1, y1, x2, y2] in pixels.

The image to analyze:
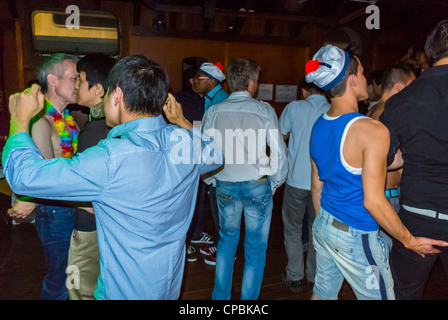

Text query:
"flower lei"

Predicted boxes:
[[45, 98, 78, 158]]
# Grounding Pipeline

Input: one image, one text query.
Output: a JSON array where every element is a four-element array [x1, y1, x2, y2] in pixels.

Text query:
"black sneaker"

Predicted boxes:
[[187, 245, 197, 262], [200, 245, 217, 256], [204, 252, 216, 266], [281, 272, 303, 293]]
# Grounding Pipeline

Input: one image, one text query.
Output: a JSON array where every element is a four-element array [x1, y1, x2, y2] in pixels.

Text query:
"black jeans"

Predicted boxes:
[[390, 206, 448, 299]]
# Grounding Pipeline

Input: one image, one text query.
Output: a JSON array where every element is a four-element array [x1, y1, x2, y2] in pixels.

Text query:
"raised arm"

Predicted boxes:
[[163, 93, 193, 130], [3, 85, 108, 203], [8, 84, 44, 137]]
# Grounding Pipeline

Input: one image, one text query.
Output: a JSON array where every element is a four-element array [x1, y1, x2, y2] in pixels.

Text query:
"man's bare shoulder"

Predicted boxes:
[[350, 117, 389, 141], [31, 115, 53, 140], [32, 115, 52, 131]]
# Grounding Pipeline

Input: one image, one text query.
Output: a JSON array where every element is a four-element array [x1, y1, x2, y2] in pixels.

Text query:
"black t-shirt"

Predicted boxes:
[[173, 90, 204, 124], [380, 65, 448, 212], [75, 117, 110, 231]]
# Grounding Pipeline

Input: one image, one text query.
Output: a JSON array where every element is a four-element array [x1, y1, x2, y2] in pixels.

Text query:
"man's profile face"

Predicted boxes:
[[55, 60, 78, 104], [192, 71, 214, 94], [355, 57, 369, 101], [76, 71, 97, 107]]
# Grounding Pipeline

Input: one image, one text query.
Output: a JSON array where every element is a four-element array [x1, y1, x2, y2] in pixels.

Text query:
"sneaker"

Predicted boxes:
[[186, 245, 197, 262], [204, 252, 216, 266], [191, 232, 214, 245], [281, 272, 303, 293], [200, 245, 216, 256]]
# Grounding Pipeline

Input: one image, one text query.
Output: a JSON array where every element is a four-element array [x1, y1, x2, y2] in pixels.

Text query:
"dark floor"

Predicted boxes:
[[0, 186, 447, 300]]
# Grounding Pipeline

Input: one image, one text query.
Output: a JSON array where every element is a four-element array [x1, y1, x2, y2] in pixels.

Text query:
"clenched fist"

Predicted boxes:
[[8, 84, 44, 136]]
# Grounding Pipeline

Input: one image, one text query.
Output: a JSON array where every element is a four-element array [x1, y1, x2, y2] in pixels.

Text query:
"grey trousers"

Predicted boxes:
[[281, 184, 316, 282]]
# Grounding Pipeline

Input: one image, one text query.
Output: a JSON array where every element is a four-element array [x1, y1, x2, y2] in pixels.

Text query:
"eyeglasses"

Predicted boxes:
[[195, 74, 209, 80]]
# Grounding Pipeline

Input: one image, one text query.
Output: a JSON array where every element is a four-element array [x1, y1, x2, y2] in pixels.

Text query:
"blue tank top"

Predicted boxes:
[[310, 112, 378, 231]]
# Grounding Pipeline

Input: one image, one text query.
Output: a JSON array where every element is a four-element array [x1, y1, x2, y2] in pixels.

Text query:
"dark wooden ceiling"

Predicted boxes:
[[139, 0, 448, 30]]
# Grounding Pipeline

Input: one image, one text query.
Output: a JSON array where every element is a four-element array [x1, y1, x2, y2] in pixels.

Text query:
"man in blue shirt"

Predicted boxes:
[[3, 55, 223, 299], [279, 78, 330, 292], [193, 62, 229, 112]]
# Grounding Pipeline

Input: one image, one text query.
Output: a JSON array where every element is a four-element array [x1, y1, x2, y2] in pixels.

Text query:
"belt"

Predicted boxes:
[[402, 204, 448, 221], [385, 187, 400, 198]]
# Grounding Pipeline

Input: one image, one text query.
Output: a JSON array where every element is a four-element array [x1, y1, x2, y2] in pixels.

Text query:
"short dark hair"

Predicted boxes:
[[381, 64, 414, 92], [299, 76, 324, 95], [77, 53, 116, 96], [369, 69, 384, 86], [326, 53, 359, 98], [107, 55, 169, 116], [425, 19, 448, 64]]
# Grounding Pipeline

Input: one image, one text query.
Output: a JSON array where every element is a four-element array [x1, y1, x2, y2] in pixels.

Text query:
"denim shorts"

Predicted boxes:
[[312, 208, 395, 300]]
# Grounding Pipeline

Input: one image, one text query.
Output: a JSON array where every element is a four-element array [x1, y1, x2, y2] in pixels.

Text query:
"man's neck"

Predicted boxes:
[[45, 93, 68, 114], [88, 98, 103, 108], [328, 95, 359, 117], [434, 57, 448, 67]]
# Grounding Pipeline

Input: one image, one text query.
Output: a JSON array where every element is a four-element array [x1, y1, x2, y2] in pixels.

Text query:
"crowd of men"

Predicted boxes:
[[2, 18, 448, 300]]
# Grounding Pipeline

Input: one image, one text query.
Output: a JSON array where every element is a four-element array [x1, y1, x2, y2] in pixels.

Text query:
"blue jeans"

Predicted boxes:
[[312, 208, 395, 300], [34, 205, 76, 300], [212, 178, 273, 300]]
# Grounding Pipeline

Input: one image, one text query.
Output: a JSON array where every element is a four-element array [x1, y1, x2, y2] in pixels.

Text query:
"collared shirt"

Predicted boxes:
[[280, 94, 330, 190], [2, 116, 222, 300], [381, 64, 448, 212], [204, 84, 229, 112], [201, 91, 288, 193]]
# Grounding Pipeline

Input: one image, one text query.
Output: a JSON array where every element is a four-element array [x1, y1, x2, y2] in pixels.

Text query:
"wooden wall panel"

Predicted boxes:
[[130, 34, 309, 115], [130, 35, 227, 93]]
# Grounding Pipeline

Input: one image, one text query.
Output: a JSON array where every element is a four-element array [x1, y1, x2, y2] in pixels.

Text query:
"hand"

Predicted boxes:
[[407, 236, 448, 258], [163, 93, 193, 130], [8, 199, 36, 219], [9, 84, 44, 135], [9, 84, 44, 122]]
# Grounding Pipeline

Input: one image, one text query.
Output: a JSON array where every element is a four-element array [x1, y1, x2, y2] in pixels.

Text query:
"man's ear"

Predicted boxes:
[[348, 74, 357, 88], [394, 81, 405, 93], [46, 74, 58, 89], [301, 88, 310, 99], [114, 86, 124, 107], [94, 83, 105, 98], [247, 79, 258, 97]]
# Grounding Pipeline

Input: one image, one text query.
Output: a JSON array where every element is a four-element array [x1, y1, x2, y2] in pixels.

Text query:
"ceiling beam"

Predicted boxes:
[[339, 6, 367, 25], [133, 25, 310, 47], [142, 0, 339, 26]]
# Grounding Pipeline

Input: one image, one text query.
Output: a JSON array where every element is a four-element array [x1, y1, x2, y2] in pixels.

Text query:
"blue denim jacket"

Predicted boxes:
[[3, 115, 222, 299]]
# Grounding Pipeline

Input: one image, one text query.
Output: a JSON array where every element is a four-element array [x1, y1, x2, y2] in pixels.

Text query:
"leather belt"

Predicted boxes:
[[402, 204, 448, 221]]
